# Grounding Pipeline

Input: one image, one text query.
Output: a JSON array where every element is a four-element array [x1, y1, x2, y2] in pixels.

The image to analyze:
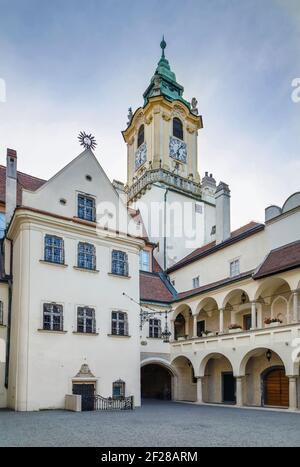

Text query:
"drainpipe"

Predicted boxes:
[[4, 237, 13, 389], [163, 188, 170, 271]]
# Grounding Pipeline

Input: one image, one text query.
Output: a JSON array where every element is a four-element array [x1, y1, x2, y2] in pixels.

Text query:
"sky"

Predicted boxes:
[[0, 0, 299, 229]]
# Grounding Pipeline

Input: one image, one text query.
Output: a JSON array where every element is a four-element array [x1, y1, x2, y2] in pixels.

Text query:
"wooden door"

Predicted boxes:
[[222, 372, 236, 403], [73, 383, 95, 411], [264, 368, 289, 407]]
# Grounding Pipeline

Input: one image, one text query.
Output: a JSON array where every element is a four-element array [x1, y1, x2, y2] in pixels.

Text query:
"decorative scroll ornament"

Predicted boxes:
[[78, 131, 97, 150], [75, 363, 95, 378]]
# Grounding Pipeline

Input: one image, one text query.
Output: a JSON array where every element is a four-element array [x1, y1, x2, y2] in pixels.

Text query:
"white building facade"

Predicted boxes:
[[0, 39, 299, 412]]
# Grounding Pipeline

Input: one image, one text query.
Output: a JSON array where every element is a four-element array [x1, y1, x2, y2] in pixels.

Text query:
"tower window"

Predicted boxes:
[[173, 118, 183, 140], [137, 125, 145, 148]]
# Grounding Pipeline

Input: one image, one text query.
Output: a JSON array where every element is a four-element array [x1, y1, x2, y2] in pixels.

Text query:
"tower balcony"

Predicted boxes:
[[127, 168, 202, 202]]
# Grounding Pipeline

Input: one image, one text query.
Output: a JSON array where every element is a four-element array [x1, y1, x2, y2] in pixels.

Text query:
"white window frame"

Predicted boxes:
[[192, 276, 200, 289], [139, 250, 150, 272], [77, 192, 96, 222], [111, 249, 129, 276], [229, 258, 240, 277], [111, 311, 129, 336], [149, 318, 162, 338], [77, 306, 96, 333], [42, 302, 64, 331]]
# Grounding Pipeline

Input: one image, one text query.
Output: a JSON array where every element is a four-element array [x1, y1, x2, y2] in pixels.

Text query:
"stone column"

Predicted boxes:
[[288, 376, 298, 411], [193, 315, 198, 338], [196, 377, 203, 404], [292, 291, 299, 323], [219, 308, 224, 334], [170, 319, 175, 341], [251, 301, 257, 329], [185, 316, 190, 338], [235, 376, 244, 407]]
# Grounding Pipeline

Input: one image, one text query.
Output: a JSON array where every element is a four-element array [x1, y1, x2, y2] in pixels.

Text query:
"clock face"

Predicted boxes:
[[169, 136, 187, 163], [135, 142, 147, 170]]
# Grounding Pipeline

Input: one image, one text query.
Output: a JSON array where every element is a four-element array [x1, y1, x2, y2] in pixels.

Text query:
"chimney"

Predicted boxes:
[[5, 148, 17, 226], [215, 181, 231, 244]]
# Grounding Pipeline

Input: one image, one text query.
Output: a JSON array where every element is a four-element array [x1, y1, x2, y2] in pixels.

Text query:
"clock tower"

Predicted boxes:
[[122, 38, 217, 269]]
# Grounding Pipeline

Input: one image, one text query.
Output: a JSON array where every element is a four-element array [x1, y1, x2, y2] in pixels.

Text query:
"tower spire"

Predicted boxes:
[[160, 35, 166, 58]]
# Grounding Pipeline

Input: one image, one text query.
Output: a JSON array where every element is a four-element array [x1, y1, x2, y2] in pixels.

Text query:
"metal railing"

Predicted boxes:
[[85, 394, 134, 411]]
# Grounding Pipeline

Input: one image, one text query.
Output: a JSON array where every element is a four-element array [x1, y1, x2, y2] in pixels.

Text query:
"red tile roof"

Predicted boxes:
[[167, 221, 264, 272], [140, 272, 174, 303], [0, 165, 46, 206], [253, 241, 300, 279], [152, 257, 163, 273]]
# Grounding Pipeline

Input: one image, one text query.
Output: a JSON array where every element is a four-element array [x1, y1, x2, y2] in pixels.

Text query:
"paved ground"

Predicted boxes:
[[0, 400, 300, 447]]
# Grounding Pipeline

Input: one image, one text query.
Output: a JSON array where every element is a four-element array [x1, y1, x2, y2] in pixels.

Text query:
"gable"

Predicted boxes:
[[22, 149, 133, 235]]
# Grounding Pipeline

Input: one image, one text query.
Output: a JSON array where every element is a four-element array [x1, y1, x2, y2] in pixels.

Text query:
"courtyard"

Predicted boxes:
[[0, 400, 300, 447]]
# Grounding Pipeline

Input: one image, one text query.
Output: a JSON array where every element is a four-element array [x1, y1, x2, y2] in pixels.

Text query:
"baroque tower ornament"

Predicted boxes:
[[78, 131, 97, 150], [127, 107, 133, 126], [191, 97, 199, 115]]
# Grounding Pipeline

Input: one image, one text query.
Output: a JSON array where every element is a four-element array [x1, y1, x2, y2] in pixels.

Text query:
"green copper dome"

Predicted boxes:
[[143, 37, 190, 109]]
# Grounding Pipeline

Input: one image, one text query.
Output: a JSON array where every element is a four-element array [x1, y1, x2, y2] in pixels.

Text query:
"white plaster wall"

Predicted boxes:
[[265, 209, 300, 251], [22, 149, 132, 237], [134, 184, 209, 269], [8, 222, 142, 411], [170, 230, 266, 293]]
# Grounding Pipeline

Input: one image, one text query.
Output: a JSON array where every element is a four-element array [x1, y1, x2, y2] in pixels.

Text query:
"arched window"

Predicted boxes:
[[173, 118, 183, 140], [137, 124, 144, 148]]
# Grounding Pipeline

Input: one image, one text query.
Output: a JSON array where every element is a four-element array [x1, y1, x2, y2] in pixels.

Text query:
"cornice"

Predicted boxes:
[[7, 207, 145, 251]]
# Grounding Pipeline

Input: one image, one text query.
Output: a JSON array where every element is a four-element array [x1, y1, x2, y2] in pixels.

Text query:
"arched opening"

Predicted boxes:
[[174, 313, 186, 339], [172, 356, 196, 401], [255, 277, 292, 327], [202, 353, 235, 404], [137, 124, 144, 148], [241, 348, 289, 408], [173, 304, 193, 339], [173, 117, 183, 140], [195, 297, 219, 336], [141, 363, 172, 400], [222, 289, 251, 331]]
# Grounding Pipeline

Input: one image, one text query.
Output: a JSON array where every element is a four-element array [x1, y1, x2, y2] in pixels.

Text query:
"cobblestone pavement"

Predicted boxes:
[[1, 400, 300, 447]]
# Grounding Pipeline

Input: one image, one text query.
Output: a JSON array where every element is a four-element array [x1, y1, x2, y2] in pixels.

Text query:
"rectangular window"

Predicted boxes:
[[44, 235, 64, 264], [0, 301, 3, 325], [149, 318, 161, 338], [112, 250, 128, 276], [77, 307, 96, 333], [139, 250, 150, 272], [43, 303, 63, 331], [112, 380, 125, 399], [111, 311, 128, 336], [193, 276, 200, 289], [230, 259, 240, 277], [78, 194, 96, 222], [78, 242, 96, 270]]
